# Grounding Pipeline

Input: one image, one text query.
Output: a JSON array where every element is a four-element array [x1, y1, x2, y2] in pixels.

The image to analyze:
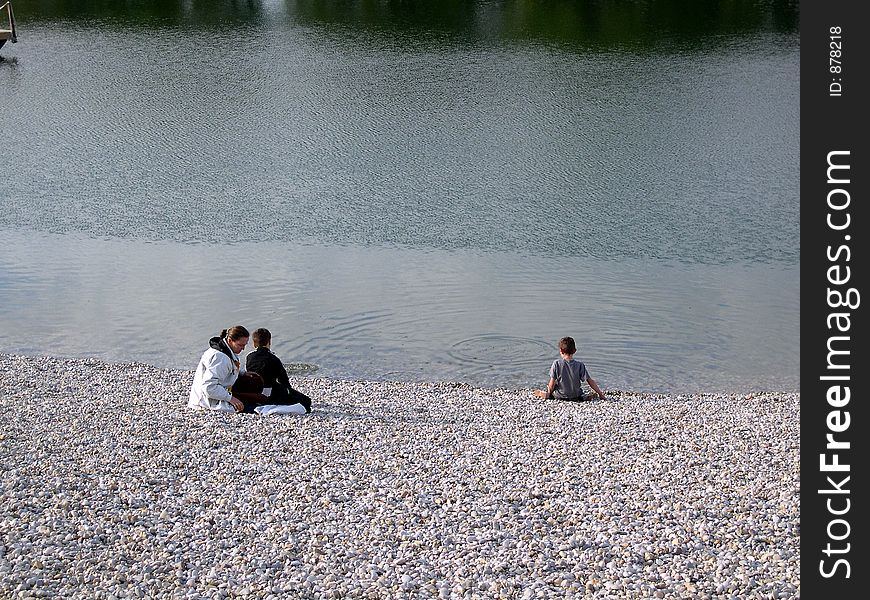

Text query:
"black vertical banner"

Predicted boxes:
[[801, 1, 868, 596]]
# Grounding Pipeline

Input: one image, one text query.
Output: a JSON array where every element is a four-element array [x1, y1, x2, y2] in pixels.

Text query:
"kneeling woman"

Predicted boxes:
[[188, 325, 266, 413]]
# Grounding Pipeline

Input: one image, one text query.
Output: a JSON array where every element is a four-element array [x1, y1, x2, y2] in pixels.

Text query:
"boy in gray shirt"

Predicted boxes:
[[533, 336, 607, 401]]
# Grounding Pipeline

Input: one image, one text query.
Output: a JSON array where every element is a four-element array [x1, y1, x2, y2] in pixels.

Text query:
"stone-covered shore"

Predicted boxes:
[[0, 354, 799, 599]]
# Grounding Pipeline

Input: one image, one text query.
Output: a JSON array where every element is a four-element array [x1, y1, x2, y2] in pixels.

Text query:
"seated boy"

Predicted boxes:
[[533, 336, 606, 401], [245, 328, 313, 413]]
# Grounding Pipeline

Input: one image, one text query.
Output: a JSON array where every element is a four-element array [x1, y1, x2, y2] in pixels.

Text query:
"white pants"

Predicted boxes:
[[254, 404, 307, 416]]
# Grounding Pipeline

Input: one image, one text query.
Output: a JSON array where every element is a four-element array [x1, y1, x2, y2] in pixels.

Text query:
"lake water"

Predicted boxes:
[[0, 1, 799, 393]]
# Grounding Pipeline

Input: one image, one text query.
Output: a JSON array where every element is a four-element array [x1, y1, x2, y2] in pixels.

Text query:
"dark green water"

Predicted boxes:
[[0, 1, 800, 392]]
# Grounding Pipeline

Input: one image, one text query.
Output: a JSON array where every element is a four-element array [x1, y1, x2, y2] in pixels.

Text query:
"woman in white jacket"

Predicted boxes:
[[188, 326, 252, 412]]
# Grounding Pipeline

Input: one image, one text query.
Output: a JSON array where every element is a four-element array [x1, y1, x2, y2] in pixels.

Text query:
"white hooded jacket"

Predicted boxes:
[[188, 337, 244, 412]]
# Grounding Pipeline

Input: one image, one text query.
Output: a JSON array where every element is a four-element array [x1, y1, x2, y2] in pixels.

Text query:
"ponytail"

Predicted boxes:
[[223, 325, 249, 341]]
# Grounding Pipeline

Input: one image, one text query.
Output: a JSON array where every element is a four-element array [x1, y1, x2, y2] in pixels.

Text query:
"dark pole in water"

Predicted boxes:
[[8, 0, 15, 43]]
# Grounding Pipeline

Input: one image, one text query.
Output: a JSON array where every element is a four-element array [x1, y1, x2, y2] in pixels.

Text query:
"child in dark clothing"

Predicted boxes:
[[533, 336, 606, 401], [245, 328, 313, 413]]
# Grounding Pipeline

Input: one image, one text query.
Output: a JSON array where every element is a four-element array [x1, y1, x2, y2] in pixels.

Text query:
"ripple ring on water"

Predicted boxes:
[[446, 335, 554, 368]]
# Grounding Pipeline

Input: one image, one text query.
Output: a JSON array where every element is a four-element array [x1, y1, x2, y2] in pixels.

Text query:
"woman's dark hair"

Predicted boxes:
[[559, 336, 576, 355], [220, 325, 250, 341], [251, 328, 271, 348]]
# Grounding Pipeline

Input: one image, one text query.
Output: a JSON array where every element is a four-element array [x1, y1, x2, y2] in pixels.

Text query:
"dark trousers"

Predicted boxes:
[[270, 384, 313, 413], [235, 373, 312, 413]]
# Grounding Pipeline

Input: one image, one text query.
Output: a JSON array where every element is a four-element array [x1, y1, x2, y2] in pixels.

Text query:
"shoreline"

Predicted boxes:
[[1, 352, 797, 398], [2, 354, 800, 598]]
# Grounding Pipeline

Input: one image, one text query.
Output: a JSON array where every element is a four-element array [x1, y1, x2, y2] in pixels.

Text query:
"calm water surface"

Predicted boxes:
[[0, 1, 799, 392]]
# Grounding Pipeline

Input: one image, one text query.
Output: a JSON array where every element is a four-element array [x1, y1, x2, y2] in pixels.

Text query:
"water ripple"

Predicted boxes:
[[0, 231, 798, 392], [1, 26, 798, 265]]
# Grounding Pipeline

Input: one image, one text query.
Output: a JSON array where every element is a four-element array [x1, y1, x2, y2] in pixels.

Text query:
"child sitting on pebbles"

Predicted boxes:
[[533, 336, 607, 401], [245, 328, 313, 414]]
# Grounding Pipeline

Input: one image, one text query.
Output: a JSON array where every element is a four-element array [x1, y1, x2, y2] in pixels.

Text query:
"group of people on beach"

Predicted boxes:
[[188, 327, 606, 415], [188, 326, 313, 415]]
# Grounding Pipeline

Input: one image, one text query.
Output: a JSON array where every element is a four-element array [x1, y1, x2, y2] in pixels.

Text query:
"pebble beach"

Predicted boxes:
[[0, 354, 800, 599]]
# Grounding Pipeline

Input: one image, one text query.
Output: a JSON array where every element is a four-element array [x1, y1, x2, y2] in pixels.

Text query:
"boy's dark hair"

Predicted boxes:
[[559, 336, 576, 355], [251, 328, 271, 348]]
